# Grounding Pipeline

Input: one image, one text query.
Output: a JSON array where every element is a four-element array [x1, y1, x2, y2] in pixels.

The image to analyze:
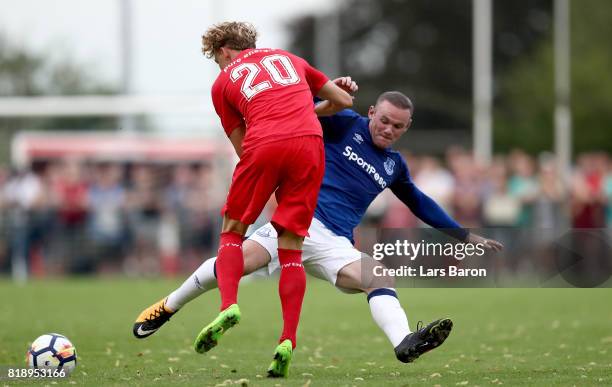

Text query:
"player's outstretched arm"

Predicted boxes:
[[314, 79, 354, 116], [391, 170, 503, 250]]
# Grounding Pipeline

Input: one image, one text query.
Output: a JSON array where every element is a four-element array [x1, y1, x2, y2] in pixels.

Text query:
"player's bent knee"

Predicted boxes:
[[222, 216, 249, 235], [277, 230, 305, 250], [336, 261, 368, 292], [360, 257, 396, 289]]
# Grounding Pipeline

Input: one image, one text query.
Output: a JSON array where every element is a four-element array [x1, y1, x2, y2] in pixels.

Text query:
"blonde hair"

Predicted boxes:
[[201, 21, 258, 58]]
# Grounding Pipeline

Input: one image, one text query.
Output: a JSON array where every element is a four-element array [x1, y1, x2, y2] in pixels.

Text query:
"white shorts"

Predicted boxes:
[[247, 218, 363, 289]]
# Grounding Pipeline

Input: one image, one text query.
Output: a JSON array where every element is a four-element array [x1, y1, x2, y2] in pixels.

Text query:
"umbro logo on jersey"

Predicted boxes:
[[353, 133, 364, 144]]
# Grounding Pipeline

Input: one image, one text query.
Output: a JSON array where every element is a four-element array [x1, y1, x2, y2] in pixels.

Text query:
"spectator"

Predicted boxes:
[[605, 157, 612, 227], [507, 150, 538, 226], [49, 158, 90, 273], [482, 156, 521, 227], [533, 153, 566, 230], [0, 165, 9, 272], [449, 152, 483, 228], [3, 165, 48, 277], [414, 156, 454, 213], [124, 163, 164, 275], [182, 164, 218, 264], [571, 153, 606, 228], [87, 163, 128, 272]]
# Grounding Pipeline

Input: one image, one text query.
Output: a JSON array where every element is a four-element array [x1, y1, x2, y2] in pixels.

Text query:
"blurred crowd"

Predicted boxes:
[[368, 147, 611, 231], [0, 147, 611, 277], [0, 160, 224, 276]]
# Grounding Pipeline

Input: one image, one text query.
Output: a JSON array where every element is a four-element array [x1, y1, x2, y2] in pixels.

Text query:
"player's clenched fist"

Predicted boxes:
[[333, 76, 358, 94]]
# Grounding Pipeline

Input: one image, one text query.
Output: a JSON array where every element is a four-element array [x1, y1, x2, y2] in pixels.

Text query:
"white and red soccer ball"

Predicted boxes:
[[26, 333, 77, 374]]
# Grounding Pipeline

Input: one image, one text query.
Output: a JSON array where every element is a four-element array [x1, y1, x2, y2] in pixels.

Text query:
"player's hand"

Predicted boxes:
[[333, 76, 358, 94], [465, 233, 504, 252]]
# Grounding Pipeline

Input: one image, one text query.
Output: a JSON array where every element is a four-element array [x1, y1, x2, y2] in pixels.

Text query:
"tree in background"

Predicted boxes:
[[287, 0, 550, 132], [287, 0, 612, 155], [0, 34, 119, 162], [494, 0, 612, 154]]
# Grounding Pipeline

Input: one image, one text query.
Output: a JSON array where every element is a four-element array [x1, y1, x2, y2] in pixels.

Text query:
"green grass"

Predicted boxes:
[[1, 278, 611, 386]]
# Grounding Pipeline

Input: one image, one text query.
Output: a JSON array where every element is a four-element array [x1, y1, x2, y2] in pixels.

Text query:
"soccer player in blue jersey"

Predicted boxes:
[[134, 78, 503, 371]]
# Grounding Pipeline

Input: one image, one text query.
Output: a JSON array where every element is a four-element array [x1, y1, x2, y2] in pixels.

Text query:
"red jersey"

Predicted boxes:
[[211, 48, 328, 151]]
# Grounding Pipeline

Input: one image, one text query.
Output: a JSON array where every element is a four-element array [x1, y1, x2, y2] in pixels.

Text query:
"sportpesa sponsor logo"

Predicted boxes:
[[342, 146, 387, 189]]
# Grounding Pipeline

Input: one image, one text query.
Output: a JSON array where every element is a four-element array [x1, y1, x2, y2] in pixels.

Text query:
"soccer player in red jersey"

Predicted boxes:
[[131, 21, 352, 377]]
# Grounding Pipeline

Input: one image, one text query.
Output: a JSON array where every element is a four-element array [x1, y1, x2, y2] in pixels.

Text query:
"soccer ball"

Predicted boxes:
[[26, 333, 77, 374]]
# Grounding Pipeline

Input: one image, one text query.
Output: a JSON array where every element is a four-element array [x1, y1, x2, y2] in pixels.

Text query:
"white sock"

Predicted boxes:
[[165, 257, 218, 311], [367, 288, 411, 348]]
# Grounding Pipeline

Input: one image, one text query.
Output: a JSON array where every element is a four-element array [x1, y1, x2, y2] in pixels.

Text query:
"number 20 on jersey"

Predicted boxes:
[[230, 54, 301, 100]]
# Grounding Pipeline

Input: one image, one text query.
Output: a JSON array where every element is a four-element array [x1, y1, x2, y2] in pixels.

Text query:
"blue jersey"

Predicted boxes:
[[314, 108, 468, 243]]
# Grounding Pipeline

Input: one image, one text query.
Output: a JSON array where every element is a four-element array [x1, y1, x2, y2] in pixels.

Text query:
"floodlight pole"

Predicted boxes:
[[472, 0, 493, 166], [314, 12, 341, 78], [120, 0, 135, 132], [554, 0, 572, 178]]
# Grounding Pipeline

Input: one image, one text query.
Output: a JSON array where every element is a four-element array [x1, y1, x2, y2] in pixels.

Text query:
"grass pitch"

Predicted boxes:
[[1, 278, 611, 386]]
